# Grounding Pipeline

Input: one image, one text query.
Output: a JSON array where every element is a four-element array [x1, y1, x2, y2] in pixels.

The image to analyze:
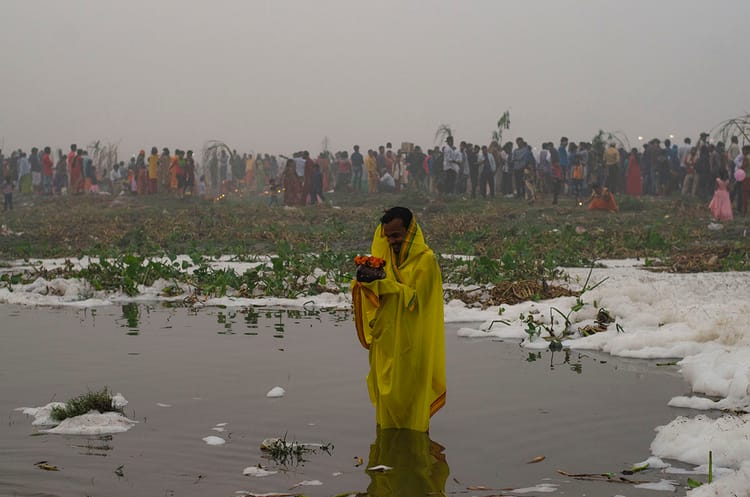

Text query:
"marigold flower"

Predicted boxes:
[[354, 255, 386, 269]]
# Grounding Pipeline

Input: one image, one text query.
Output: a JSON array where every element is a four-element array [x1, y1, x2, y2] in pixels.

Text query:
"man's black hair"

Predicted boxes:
[[380, 206, 413, 228]]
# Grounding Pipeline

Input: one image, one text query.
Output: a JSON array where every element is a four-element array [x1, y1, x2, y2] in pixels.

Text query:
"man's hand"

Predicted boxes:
[[356, 265, 386, 283]]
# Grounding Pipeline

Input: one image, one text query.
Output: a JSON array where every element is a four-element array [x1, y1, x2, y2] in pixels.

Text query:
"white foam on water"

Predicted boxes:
[[633, 479, 678, 491], [266, 386, 285, 398], [511, 482, 557, 493], [43, 411, 137, 435], [17, 402, 66, 426], [242, 466, 277, 477], [202, 435, 226, 446]]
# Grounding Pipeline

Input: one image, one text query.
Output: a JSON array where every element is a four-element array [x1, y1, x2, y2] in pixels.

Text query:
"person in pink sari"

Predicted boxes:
[[708, 168, 733, 221]]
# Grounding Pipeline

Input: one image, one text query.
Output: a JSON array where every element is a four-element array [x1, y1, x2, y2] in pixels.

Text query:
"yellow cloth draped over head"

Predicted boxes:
[[352, 212, 446, 432]]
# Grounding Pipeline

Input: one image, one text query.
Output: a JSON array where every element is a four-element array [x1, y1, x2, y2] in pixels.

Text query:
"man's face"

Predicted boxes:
[[383, 218, 408, 255]]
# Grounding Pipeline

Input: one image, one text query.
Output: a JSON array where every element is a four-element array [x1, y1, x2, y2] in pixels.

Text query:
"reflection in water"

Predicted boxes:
[[365, 427, 449, 497], [120, 303, 140, 334], [113, 303, 350, 340], [244, 307, 259, 329], [526, 349, 585, 374], [216, 310, 236, 334]]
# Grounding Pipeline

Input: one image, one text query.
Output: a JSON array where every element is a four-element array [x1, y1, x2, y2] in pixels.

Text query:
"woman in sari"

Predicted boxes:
[[169, 151, 181, 192], [625, 148, 642, 196], [135, 150, 148, 195], [70, 150, 84, 194], [281, 159, 302, 206], [17, 153, 32, 194], [366, 150, 379, 194]]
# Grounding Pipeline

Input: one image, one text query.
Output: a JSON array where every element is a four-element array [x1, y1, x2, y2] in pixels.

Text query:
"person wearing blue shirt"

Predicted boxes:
[[351, 145, 364, 192]]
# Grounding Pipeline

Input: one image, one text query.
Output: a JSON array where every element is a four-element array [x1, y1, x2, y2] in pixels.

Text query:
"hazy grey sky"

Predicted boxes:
[[1, 0, 748, 158]]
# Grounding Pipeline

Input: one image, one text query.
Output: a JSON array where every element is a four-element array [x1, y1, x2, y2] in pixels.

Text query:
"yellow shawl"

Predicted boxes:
[[352, 216, 446, 432]]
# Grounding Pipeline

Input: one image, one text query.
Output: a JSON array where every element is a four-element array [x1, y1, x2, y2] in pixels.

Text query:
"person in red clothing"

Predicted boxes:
[[336, 151, 352, 192], [41, 146, 54, 195], [588, 183, 618, 212], [625, 148, 643, 197], [70, 149, 84, 194]]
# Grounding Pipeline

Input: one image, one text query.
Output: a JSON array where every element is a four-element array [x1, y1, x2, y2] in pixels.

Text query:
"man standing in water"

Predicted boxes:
[[351, 206, 446, 432]]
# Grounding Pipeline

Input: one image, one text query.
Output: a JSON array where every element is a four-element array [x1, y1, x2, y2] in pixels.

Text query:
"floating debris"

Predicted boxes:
[[35, 461, 60, 471], [243, 465, 278, 477], [290, 479, 323, 488], [266, 387, 286, 398], [557, 469, 649, 484], [202, 436, 225, 446]]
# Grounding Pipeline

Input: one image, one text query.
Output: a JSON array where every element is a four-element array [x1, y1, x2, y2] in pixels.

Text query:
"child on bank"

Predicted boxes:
[[267, 178, 280, 206], [571, 159, 584, 201], [523, 165, 536, 204], [198, 175, 207, 200], [709, 168, 733, 221], [3, 178, 13, 211]]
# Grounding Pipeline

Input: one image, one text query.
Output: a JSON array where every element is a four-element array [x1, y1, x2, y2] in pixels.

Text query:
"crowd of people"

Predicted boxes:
[[3, 133, 749, 220]]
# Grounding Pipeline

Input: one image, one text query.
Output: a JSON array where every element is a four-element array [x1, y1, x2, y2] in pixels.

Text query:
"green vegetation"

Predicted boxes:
[[261, 434, 334, 466], [0, 192, 750, 274], [686, 450, 714, 489], [2, 188, 748, 300], [50, 387, 122, 422]]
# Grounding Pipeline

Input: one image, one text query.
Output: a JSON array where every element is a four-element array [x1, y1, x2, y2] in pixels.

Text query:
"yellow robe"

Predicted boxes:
[[352, 218, 446, 432]]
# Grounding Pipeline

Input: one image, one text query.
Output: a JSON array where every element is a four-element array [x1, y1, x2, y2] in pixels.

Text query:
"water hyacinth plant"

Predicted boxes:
[[50, 387, 123, 422]]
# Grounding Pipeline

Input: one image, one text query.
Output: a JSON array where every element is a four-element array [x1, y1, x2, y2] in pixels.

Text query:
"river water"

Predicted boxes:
[[0, 303, 694, 496]]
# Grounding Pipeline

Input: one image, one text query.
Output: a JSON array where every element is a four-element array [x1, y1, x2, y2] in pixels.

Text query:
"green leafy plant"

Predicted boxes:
[[261, 433, 334, 467], [686, 450, 713, 489], [50, 387, 123, 422]]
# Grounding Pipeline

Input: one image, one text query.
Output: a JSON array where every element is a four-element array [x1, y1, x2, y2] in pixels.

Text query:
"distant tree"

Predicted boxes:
[[88, 140, 119, 178], [491, 110, 511, 143], [434, 124, 453, 144]]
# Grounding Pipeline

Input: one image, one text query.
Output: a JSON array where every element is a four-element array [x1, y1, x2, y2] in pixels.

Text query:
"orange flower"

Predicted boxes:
[[354, 255, 386, 269]]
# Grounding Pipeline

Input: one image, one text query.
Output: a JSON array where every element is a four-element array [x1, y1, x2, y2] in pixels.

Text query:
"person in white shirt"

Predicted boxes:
[[293, 154, 305, 178], [109, 163, 123, 195], [379, 170, 396, 192], [728, 136, 741, 164], [677, 137, 692, 190], [442, 136, 460, 194], [478, 144, 497, 198]]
